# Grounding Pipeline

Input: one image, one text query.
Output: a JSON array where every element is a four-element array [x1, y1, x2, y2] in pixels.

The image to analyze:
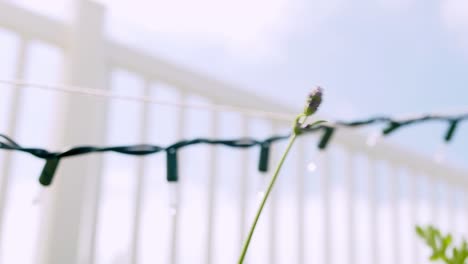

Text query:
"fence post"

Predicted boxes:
[[36, 1, 107, 264]]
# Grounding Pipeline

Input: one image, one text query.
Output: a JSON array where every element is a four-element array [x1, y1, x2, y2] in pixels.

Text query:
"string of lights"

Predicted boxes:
[[1, 110, 466, 187]]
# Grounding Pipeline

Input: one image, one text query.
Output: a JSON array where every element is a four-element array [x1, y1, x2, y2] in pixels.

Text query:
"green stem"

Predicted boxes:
[[238, 115, 307, 263]]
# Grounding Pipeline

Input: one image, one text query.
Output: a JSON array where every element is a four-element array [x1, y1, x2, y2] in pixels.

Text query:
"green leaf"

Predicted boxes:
[[415, 225, 465, 264], [430, 252, 440, 261], [443, 235, 453, 248], [308, 120, 327, 128], [416, 226, 426, 238]]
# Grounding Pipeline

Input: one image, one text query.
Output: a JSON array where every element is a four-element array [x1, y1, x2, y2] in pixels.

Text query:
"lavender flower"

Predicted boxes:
[[239, 87, 327, 263], [304, 86, 323, 116]]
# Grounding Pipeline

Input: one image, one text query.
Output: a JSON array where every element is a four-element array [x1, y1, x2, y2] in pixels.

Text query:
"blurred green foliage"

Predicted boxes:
[[416, 225, 468, 264]]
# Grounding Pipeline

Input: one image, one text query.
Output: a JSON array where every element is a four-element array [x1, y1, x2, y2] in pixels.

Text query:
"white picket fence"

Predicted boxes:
[[0, 1, 467, 264]]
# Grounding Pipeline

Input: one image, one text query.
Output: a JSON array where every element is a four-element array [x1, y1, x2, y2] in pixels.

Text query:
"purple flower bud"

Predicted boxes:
[[304, 86, 323, 116]]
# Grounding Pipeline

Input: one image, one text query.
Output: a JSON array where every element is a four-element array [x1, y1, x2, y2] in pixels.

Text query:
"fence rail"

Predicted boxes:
[[0, 1, 467, 264]]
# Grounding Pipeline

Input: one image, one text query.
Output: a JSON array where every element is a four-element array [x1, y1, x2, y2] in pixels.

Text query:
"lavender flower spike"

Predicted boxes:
[[304, 86, 323, 116]]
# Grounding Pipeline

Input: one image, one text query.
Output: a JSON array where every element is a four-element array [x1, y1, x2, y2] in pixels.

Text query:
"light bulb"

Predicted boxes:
[[256, 176, 267, 200], [307, 161, 317, 172], [169, 207, 178, 216], [257, 191, 265, 200], [433, 142, 449, 164], [366, 130, 383, 147], [32, 187, 44, 205], [168, 182, 179, 215]]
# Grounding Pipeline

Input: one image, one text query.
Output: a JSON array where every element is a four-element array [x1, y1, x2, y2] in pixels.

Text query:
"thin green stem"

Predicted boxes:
[[238, 115, 307, 263]]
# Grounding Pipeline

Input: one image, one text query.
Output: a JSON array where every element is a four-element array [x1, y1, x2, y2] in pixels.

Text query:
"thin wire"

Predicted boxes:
[[0, 79, 294, 121], [3, 79, 468, 126]]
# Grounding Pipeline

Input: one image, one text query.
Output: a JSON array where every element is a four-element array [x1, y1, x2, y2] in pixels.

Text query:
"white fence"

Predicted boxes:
[[0, 1, 467, 264]]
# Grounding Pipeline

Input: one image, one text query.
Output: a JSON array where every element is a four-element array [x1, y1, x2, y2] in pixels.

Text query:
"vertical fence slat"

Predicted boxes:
[[0, 37, 27, 248], [268, 123, 279, 264], [409, 168, 419, 264], [319, 150, 331, 264], [389, 165, 400, 264], [346, 149, 355, 264], [37, 2, 108, 263], [430, 178, 438, 226], [296, 143, 305, 264], [204, 111, 218, 264], [82, 69, 110, 264], [169, 182, 180, 264], [452, 184, 461, 236], [129, 80, 150, 264], [465, 189, 468, 237], [86, 146, 103, 264], [447, 184, 456, 236], [239, 117, 249, 249], [169, 93, 186, 264], [368, 158, 378, 264]]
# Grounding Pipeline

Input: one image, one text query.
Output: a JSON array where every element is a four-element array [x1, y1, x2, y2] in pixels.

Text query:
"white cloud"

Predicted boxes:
[[288, 0, 344, 32], [440, 0, 468, 55], [96, 0, 293, 60], [441, 0, 468, 30], [95, 0, 349, 61]]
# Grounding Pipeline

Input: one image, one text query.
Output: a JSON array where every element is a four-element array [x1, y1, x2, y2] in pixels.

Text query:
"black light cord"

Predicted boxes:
[[1, 111, 466, 186], [0, 133, 290, 185]]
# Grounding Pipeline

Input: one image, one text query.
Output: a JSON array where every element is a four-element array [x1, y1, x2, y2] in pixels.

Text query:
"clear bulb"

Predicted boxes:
[[307, 161, 317, 172], [306, 150, 321, 173], [169, 207, 178, 216], [168, 182, 178, 215], [366, 130, 383, 147], [433, 142, 449, 164], [257, 191, 265, 200], [32, 187, 44, 205], [256, 175, 267, 200]]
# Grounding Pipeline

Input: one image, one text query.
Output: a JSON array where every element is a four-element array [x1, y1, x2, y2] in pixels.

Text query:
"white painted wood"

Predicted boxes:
[[296, 143, 305, 264], [345, 149, 355, 264], [318, 150, 331, 264], [368, 158, 378, 264], [239, 117, 249, 249], [168, 181, 180, 264], [268, 123, 279, 264], [84, 146, 104, 264], [129, 80, 151, 264], [0, 37, 27, 250], [389, 165, 400, 264], [36, 2, 108, 264], [169, 93, 186, 264], [204, 111, 218, 264], [465, 190, 468, 237], [430, 179, 439, 226], [408, 168, 419, 264], [0, 1, 68, 48], [80, 68, 112, 264], [105, 43, 295, 120], [446, 184, 456, 235]]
